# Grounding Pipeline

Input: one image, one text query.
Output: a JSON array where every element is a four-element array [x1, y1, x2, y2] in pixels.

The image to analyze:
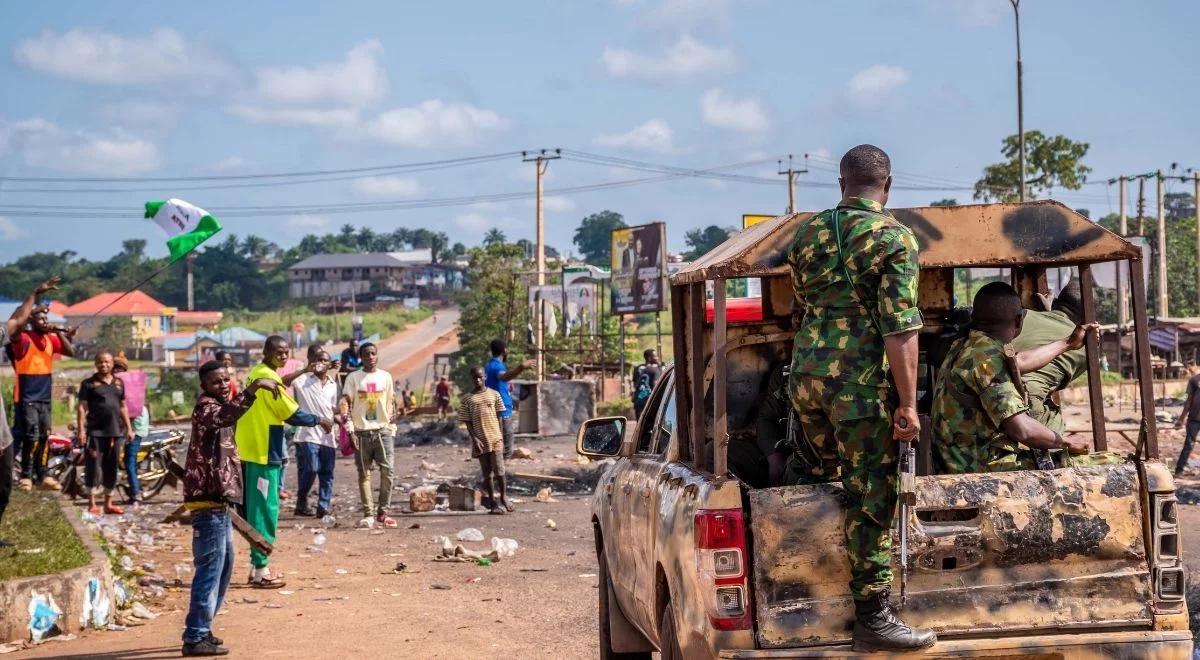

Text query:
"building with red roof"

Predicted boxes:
[[62, 290, 176, 347]]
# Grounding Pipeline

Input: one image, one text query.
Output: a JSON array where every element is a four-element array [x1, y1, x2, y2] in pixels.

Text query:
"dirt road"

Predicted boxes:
[[20, 433, 598, 660], [329, 307, 460, 401]]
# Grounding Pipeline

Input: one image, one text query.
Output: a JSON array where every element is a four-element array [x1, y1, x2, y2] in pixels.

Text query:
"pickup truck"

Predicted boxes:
[[579, 201, 1191, 659]]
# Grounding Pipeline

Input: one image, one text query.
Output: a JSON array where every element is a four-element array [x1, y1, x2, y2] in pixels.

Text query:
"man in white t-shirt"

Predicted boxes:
[[341, 342, 397, 528], [291, 345, 341, 518]]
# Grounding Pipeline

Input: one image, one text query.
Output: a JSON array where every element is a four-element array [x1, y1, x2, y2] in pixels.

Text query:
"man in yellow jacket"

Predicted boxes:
[[235, 335, 332, 588]]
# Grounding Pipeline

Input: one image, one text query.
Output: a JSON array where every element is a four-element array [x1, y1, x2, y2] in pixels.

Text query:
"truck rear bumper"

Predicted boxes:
[[718, 629, 1193, 659]]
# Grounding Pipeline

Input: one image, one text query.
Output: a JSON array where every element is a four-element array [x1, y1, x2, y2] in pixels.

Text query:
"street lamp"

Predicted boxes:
[[1010, 0, 1026, 202]]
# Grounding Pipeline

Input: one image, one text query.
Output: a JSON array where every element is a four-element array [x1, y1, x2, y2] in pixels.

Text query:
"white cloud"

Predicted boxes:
[[352, 176, 422, 198], [252, 39, 388, 107], [287, 214, 332, 230], [453, 211, 494, 233], [594, 119, 675, 153], [365, 100, 507, 147], [0, 117, 161, 175], [13, 28, 233, 86], [0, 217, 28, 241], [700, 88, 768, 133], [846, 65, 910, 107], [228, 105, 359, 128], [602, 35, 734, 81]]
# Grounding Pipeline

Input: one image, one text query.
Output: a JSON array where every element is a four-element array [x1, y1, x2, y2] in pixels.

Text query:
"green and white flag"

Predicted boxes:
[[144, 198, 223, 262]]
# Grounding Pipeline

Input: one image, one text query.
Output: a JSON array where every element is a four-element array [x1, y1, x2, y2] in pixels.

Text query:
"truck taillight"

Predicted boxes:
[[695, 509, 752, 631], [1152, 494, 1186, 603]]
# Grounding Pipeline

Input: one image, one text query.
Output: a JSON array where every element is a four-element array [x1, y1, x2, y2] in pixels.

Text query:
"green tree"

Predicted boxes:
[[483, 229, 507, 246], [95, 317, 135, 353], [974, 131, 1091, 202], [1165, 192, 1196, 221], [1097, 212, 1199, 320], [573, 210, 626, 266], [684, 225, 733, 260], [930, 198, 958, 207], [451, 242, 529, 393]]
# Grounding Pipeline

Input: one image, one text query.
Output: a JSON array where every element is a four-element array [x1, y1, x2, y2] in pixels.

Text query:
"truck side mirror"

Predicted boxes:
[[577, 416, 627, 458]]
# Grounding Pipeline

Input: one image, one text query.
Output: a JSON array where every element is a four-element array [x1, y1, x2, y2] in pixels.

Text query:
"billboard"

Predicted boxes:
[[742, 214, 775, 228], [562, 266, 602, 334], [610, 222, 666, 315]]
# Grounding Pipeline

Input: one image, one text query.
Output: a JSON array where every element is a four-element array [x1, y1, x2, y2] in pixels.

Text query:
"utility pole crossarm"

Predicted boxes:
[[778, 154, 809, 214]]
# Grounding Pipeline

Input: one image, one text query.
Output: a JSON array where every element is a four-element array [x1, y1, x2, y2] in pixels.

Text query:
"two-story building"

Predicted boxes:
[[62, 290, 175, 347], [286, 249, 461, 300]]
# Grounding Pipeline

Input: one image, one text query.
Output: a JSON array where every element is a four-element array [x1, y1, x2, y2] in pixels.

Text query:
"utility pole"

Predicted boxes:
[[1117, 176, 1128, 328], [1137, 176, 1147, 235], [1010, 0, 1026, 202], [1195, 171, 1200, 313], [186, 253, 195, 311], [778, 154, 809, 214], [1157, 170, 1167, 318], [522, 149, 561, 382]]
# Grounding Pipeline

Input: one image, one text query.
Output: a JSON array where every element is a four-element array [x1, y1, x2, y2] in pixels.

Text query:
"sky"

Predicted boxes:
[[1, 0, 1198, 262]]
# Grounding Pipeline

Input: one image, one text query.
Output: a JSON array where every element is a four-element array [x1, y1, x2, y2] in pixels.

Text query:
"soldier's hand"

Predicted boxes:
[[892, 406, 920, 442], [1063, 436, 1091, 455], [1065, 323, 1099, 351]]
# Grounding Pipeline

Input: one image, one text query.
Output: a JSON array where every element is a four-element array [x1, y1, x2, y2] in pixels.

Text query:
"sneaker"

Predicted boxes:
[[38, 476, 60, 490], [182, 638, 230, 656], [314, 507, 330, 518], [18, 478, 32, 492], [207, 633, 224, 646], [376, 512, 397, 528]]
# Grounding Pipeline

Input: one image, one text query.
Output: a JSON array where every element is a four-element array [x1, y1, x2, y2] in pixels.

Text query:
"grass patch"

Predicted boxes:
[[0, 490, 91, 580], [223, 305, 431, 341]]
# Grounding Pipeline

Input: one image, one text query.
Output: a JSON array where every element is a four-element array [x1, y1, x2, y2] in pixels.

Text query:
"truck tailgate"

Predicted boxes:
[[748, 463, 1151, 648]]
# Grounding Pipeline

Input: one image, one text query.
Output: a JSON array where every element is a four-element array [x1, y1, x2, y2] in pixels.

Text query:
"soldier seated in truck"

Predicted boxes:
[[932, 282, 1094, 473]]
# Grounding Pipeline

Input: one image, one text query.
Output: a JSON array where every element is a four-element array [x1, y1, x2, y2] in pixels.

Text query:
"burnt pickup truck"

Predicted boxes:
[[579, 201, 1191, 658]]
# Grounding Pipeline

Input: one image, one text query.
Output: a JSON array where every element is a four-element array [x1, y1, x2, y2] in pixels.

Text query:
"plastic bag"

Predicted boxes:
[[491, 537, 518, 558], [456, 528, 484, 542], [28, 591, 61, 643]]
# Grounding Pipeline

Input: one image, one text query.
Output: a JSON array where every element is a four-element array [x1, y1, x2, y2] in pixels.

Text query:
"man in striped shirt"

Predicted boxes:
[[458, 366, 511, 514]]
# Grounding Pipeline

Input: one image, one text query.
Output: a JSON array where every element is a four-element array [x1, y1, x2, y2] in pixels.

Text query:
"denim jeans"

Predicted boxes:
[[295, 442, 335, 512], [1174, 420, 1200, 475], [183, 507, 234, 645], [123, 435, 142, 499]]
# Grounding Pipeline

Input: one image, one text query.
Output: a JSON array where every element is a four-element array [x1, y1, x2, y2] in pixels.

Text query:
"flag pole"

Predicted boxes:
[[73, 258, 181, 330]]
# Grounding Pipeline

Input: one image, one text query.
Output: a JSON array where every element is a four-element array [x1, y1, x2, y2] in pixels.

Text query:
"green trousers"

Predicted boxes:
[[242, 462, 280, 569], [789, 376, 896, 601]]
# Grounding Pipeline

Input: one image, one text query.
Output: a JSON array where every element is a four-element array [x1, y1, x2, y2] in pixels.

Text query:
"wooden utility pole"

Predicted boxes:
[[1137, 176, 1147, 235], [186, 253, 196, 311], [778, 154, 808, 213], [1196, 172, 1200, 313], [1117, 176, 1128, 328], [1157, 170, 1168, 317], [522, 149, 561, 382]]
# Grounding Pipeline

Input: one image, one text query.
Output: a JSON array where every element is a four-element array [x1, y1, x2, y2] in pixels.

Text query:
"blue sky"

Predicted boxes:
[[1, 0, 1198, 261]]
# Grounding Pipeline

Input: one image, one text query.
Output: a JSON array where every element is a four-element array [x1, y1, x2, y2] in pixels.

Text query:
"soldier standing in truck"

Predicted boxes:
[[785, 144, 936, 652]]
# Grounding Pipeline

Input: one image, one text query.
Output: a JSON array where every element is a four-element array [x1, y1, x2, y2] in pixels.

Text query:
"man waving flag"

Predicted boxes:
[[145, 198, 223, 262]]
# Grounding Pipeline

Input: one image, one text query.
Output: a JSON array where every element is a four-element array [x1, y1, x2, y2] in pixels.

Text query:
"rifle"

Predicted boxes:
[[897, 420, 915, 607]]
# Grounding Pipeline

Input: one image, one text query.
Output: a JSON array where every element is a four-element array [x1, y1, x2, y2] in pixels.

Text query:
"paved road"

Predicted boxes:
[[327, 307, 460, 399]]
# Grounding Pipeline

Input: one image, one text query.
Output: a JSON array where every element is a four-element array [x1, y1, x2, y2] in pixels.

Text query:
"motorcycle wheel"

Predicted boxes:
[[139, 452, 173, 501]]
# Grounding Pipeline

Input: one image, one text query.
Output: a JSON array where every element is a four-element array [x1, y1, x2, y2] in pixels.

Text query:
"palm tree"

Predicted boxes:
[[484, 228, 506, 246]]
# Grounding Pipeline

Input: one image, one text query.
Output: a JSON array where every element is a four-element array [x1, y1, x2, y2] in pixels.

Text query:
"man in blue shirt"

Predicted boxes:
[[485, 339, 530, 458]]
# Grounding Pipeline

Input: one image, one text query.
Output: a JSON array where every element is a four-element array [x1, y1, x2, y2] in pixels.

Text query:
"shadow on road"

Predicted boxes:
[[37, 646, 181, 659]]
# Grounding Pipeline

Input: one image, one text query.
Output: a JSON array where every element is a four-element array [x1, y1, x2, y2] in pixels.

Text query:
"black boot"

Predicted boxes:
[[852, 591, 937, 652]]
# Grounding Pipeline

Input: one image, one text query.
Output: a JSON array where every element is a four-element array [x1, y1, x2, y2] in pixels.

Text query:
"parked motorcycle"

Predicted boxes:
[[45, 428, 186, 501]]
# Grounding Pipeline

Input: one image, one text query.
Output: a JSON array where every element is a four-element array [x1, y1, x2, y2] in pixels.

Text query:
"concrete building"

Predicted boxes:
[[62, 290, 174, 347], [286, 250, 461, 299]]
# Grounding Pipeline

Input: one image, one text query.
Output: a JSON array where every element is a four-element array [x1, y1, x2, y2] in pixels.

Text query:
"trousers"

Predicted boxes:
[[242, 462, 280, 569], [296, 442, 335, 512], [789, 376, 896, 601], [183, 508, 234, 644], [354, 430, 394, 517]]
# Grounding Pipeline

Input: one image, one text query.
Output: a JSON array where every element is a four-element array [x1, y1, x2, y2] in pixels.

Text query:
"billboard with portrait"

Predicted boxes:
[[610, 222, 666, 315]]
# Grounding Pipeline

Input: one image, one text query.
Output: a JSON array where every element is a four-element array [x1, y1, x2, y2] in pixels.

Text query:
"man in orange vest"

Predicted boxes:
[[8, 293, 76, 491]]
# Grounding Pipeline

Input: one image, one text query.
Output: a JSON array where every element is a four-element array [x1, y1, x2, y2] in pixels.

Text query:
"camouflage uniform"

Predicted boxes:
[[931, 330, 1032, 473], [787, 196, 923, 601]]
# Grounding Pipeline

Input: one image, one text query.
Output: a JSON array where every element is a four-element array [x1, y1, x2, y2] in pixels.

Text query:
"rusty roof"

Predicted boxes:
[[672, 200, 1140, 284]]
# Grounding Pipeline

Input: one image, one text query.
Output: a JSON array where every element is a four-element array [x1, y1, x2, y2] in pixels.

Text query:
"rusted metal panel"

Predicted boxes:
[[688, 283, 707, 470], [1011, 265, 1049, 309], [713, 284, 729, 476], [917, 268, 954, 321], [749, 464, 1150, 648], [673, 201, 1140, 285], [1080, 265, 1109, 451], [671, 282, 691, 462], [1131, 262, 1159, 459]]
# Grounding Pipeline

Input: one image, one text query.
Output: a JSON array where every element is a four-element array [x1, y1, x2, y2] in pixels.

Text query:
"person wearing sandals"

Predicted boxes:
[[458, 367, 512, 514], [235, 336, 332, 589], [76, 351, 133, 516], [182, 360, 280, 656]]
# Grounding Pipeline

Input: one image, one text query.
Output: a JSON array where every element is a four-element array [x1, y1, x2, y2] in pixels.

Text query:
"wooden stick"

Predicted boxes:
[[166, 458, 273, 556]]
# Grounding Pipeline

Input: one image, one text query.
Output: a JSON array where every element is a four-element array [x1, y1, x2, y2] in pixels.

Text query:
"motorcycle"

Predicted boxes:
[[45, 428, 186, 501]]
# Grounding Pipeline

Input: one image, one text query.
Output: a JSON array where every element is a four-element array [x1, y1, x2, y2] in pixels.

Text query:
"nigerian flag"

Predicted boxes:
[[144, 198, 223, 262]]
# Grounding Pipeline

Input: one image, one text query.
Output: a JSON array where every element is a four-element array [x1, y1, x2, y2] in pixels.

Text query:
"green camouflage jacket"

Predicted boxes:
[[932, 330, 1030, 473], [787, 197, 923, 387]]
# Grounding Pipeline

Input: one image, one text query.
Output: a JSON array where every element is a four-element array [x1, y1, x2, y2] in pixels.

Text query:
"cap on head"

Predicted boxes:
[[839, 144, 891, 189]]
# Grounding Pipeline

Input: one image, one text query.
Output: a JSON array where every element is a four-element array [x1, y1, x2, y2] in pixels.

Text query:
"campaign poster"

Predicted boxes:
[[562, 266, 601, 334], [610, 222, 666, 315]]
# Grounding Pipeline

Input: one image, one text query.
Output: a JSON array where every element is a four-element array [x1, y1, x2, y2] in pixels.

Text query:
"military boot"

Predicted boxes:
[[851, 591, 937, 652]]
